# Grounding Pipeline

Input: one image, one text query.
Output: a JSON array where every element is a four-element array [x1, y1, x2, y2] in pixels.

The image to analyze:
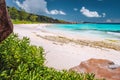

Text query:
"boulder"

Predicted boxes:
[[0, 0, 13, 42], [70, 58, 120, 80]]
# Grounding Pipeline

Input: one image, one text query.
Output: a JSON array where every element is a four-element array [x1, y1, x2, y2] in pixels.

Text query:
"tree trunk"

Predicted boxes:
[[0, 0, 13, 42]]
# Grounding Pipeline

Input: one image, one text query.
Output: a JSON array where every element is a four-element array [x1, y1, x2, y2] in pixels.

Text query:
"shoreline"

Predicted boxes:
[[14, 24, 120, 70]]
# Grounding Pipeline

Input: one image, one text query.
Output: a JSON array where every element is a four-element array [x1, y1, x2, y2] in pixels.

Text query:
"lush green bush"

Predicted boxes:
[[0, 34, 100, 80], [0, 34, 44, 79]]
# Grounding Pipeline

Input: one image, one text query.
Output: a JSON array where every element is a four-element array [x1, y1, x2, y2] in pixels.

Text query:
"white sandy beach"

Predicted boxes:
[[13, 24, 120, 70]]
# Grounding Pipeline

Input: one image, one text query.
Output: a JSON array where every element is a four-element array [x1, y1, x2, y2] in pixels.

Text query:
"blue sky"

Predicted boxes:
[[6, 0, 120, 23]]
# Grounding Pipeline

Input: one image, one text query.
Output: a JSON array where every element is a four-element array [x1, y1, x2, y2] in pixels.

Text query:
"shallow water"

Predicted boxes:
[[47, 24, 120, 40]]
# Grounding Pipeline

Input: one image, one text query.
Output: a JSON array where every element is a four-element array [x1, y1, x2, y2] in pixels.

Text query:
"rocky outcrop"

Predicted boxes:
[[0, 0, 13, 42], [70, 58, 120, 80]]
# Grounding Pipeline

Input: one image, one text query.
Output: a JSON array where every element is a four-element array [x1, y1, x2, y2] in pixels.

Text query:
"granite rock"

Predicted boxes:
[[0, 0, 13, 42], [70, 58, 120, 80]]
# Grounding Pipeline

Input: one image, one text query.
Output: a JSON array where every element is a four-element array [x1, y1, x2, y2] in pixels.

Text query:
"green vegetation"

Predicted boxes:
[[0, 34, 100, 80], [11, 19, 40, 24], [7, 7, 69, 24]]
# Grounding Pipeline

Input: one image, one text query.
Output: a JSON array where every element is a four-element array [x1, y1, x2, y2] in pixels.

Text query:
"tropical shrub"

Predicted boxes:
[[0, 34, 100, 80]]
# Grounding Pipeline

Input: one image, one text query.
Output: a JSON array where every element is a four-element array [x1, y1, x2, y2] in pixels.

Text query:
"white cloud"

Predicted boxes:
[[49, 10, 66, 15], [102, 13, 106, 17], [15, 0, 66, 15], [80, 7, 101, 18], [15, 0, 49, 14], [59, 11, 66, 15], [106, 19, 112, 23], [15, 0, 23, 8], [74, 8, 78, 11]]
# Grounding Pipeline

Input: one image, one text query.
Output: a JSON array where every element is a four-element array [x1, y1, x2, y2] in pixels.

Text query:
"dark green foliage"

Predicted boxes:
[[19, 10, 29, 21], [8, 7, 19, 20], [29, 15, 38, 22], [7, 7, 69, 23], [0, 34, 100, 80]]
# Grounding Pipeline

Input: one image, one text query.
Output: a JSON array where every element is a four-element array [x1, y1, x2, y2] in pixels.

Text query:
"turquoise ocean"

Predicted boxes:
[[47, 24, 120, 40]]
